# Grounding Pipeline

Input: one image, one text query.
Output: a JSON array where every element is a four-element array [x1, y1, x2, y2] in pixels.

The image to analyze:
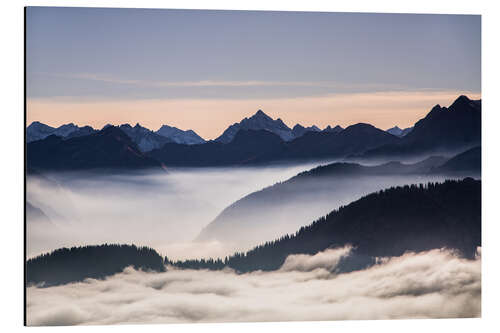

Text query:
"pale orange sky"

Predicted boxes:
[[27, 90, 481, 140]]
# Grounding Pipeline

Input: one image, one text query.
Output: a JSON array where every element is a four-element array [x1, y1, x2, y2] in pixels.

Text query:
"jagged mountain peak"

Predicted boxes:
[[291, 123, 321, 138], [386, 125, 413, 137], [323, 125, 343, 133], [245, 109, 275, 123], [216, 109, 294, 143], [449, 94, 480, 111], [27, 121, 54, 130], [155, 124, 206, 145], [254, 109, 267, 117]]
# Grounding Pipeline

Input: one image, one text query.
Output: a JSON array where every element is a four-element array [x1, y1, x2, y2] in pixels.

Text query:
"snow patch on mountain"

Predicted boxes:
[[27, 122, 95, 142], [386, 126, 413, 137], [156, 125, 205, 145], [215, 110, 292, 143], [119, 123, 173, 152]]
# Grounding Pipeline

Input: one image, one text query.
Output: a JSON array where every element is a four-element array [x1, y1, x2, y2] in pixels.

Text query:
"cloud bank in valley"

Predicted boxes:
[[27, 247, 481, 326], [26, 164, 322, 259]]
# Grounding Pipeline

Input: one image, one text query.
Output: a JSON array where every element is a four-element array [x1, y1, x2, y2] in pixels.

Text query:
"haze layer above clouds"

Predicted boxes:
[[26, 163, 324, 259], [26, 163, 460, 260]]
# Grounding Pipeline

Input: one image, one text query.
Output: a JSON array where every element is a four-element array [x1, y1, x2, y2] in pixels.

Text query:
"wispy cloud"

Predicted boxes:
[[41, 72, 406, 90]]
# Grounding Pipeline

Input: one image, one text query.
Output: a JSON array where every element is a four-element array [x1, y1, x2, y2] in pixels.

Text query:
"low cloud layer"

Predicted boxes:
[[26, 164, 321, 259], [27, 248, 481, 326]]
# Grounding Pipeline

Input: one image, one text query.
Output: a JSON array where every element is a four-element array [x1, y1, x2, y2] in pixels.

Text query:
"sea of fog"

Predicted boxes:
[[26, 161, 464, 260], [27, 162, 328, 259], [26, 247, 481, 325]]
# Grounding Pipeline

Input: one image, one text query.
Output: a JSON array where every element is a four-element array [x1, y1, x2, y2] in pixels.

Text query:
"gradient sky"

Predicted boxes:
[[26, 7, 481, 139]]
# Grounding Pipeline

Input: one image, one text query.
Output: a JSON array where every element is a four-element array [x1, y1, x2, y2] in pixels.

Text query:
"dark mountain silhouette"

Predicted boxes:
[[176, 178, 481, 273], [215, 109, 295, 143], [27, 126, 165, 172], [323, 125, 343, 133], [118, 123, 173, 152], [26, 95, 480, 167], [149, 123, 400, 166], [291, 124, 321, 138], [361, 95, 481, 158], [26, 121, 56, 142], [386, 126, 413, 137], [65, 125, 97, 139], [434, 146, 481, 173], [148, 129, 285, 166], [197, 155, 450, 246], [156, 124, 206, 145], [27, 244, 165, 287], [271, 123, 401, 161], [26, 121, 97, 142]]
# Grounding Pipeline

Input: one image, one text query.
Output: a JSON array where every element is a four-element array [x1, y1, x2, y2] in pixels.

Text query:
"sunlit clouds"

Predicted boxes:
[[26, 247, 481, 326]]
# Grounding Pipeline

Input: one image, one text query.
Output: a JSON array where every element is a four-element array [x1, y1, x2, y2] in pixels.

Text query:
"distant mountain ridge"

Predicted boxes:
[[27, 126, 165, 171], [434, 146, 481, 173], [27, 121, 206, 152], [215, 110, 295, 143], [156, 124, 206, 145], [27, 95, 481, 169], [27, 122, 98, 142], [176, 178, 481, 273], [323, 125, 343, 133], [214, 109, 330, 143], [149, 129, 285, 167], [386, 126, 413, 137], [148, 123, 400, 166], [361, 95, 481, 158], [118, 123, 173, 152], [196, 149, 477, 247], [291, 124, 321, 138]]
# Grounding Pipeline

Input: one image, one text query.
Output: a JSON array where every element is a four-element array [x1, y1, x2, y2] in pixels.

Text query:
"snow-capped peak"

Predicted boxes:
[[156, 125, 205, 145]]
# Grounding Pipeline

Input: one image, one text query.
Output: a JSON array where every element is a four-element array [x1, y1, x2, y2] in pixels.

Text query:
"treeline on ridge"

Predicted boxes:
[[27, 244, 165, 287], [169, 178, 481, 272]]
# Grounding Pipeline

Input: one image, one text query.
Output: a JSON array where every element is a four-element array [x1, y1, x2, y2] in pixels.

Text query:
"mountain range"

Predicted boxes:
[[147, 122, 402, 167], [27, 126, 165, 171], [27, 121, 206, 151], [213, 109, 338, 143], [118, 123, 173, 152], [156, 124, 205, 145], [26, 95, 481, 171], [26, 122, 97, 142], [360, 95, 481, 158]]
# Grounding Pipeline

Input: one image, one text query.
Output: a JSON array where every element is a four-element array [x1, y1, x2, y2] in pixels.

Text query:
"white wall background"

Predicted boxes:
[[1, 0, 499, 332]]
